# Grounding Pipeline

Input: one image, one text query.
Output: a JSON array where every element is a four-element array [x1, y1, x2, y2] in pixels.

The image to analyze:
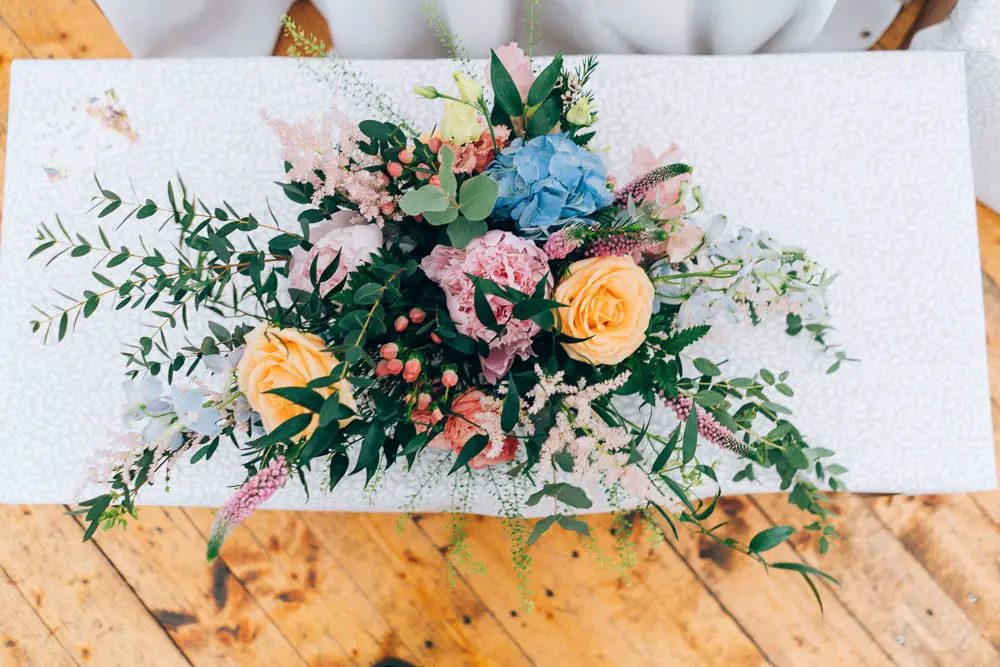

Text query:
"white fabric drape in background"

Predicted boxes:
[[95, 0, 903, 58], [912, 0, 1000, 212]]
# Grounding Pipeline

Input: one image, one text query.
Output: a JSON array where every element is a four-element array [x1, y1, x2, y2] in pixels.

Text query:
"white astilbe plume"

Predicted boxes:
[[524, 367, 663, 503]]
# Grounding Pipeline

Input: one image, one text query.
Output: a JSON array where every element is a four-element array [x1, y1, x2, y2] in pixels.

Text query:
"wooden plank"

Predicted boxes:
[[0, 18, 29, 126], [755, 494, 1000, 666], [0, 505, 188, 667], [301, 512, 534, 666], [0, 0, 129, 59], [273, 0, 330, 56], [416, 511, 768, 665], [669, 496, 893, 666], [872, 0, 926, 50], [866, 493, 1000, 648], [184, 507, 420, 666], [0, 565, 78, 667], [86, 506, 307, 666]]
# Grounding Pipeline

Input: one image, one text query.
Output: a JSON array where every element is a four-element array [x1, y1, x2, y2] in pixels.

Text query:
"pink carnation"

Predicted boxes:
[[450, 126, 512, 174], [286, 211, 383, 296], [422, 230, 550, 383], [432, 390, 518, 469], [625, 143, 691, 219], [487, 42, 535, 101]]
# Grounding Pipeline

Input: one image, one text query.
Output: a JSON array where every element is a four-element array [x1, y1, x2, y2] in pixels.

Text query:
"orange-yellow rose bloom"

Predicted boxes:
[[237, 324, 356, 436], [553, 255, 655, 365]]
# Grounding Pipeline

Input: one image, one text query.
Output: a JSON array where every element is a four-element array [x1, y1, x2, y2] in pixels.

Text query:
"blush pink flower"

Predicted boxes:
[[432, 390, 518, 469], [625, 143, 691, 220], [487, 42, 535, 101], [451, 126, 511, 174], [421, 230, 550, 383], [286, 211, 383, 296]]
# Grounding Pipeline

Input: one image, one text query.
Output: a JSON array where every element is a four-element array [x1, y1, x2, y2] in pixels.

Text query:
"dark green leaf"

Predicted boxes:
[[501, 376, 519, 431], [265, 387, 324, 413], [693, 357, 721, 376], [490, 49, 525, 117], [651, 426, 680, 473], [352, 422, 385, 474], [266, 413, 313, 444], [526, 53, 563, 106], [682, 404, 699, 464], [473, 283, 500, 331], [511, 298, 564, 321], [449, 433, 489, 473], [328, 453, 349, 490], [556, 515, 590, 537], [748, 525, 796, 553], [525, 95, 561, 138], [527, 515, 558, 545]]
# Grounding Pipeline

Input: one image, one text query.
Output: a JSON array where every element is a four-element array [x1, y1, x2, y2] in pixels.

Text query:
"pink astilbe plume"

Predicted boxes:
[[262, 108, 395, 222], [663, 396, 760, 460], [583, 230, 660, 258], [543, 229, 583, 260], [207, 456, 289, 560]]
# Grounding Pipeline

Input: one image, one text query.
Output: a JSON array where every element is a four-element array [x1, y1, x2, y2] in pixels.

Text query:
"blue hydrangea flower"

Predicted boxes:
[[487, 132, 613, 238]]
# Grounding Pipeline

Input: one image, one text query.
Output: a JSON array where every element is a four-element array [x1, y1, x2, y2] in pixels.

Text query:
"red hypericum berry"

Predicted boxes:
[[387, 359, 404, 375], [380, 343, 399, 360], [429, 175, 441, 187], [398, 149, 413, 164], [430, 332, 442, 344], [394, 316, 409, 332], [414, 214, 424, 222], [402, 370, 419, 383], [416, 392, 432, 410], [387, 162, 403, 178], [441, 369, 458, 387], [416, 164, 431, 180], [408, 307, 426, 324], [429, 137, 443, 154], [380, 202, 395, 215], [404, 358, 422, 375], [375, 360, 390, 377], [376, 172, 390, 187]]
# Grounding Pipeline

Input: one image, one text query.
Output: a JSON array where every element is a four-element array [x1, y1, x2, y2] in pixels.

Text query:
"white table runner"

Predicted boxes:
[[0, 53, 995, 513]]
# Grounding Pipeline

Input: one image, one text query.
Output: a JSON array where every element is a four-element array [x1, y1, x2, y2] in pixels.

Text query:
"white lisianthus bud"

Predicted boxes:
[[414, 85, 440, 99], [566, 98, 594, 126], [453, 72, 484, 105]]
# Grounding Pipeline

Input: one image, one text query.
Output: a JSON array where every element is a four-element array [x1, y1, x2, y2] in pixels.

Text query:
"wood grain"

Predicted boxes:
[[4, 1, 1000, 665]]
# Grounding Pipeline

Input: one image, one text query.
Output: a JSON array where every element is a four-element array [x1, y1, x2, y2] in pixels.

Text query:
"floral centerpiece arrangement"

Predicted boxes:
[[31, 34, 849, 607]]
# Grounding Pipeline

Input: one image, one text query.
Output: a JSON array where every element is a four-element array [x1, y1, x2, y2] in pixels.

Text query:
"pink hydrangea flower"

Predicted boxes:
[[422, 230, 550, 383], [487, 42, 535, 101], [625, 143, 692, 220], [431, 389, 518, 469], [286, 211, 383, 296]]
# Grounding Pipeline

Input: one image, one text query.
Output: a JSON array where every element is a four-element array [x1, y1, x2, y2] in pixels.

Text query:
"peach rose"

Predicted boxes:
[[237, 324, 356, 436], [554, 256, 655, 365]]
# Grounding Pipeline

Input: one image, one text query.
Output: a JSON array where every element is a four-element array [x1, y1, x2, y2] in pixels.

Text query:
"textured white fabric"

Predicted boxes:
[[95, 0, 902, 58], [0, 54, 994, 513], [912, 0, 1000, 212]]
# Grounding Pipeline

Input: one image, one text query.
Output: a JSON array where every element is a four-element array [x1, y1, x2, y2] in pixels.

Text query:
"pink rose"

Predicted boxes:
[[638, 222, 704, 264], [421, 230, 551, 383], [287, 211, 383, 296], [432, 390, 517, 469], [627, 143, 691, 219], [488, 42, 535, 102]]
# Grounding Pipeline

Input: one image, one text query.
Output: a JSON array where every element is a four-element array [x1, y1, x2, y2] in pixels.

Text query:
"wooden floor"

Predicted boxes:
[[1, 2, 998, 665]]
